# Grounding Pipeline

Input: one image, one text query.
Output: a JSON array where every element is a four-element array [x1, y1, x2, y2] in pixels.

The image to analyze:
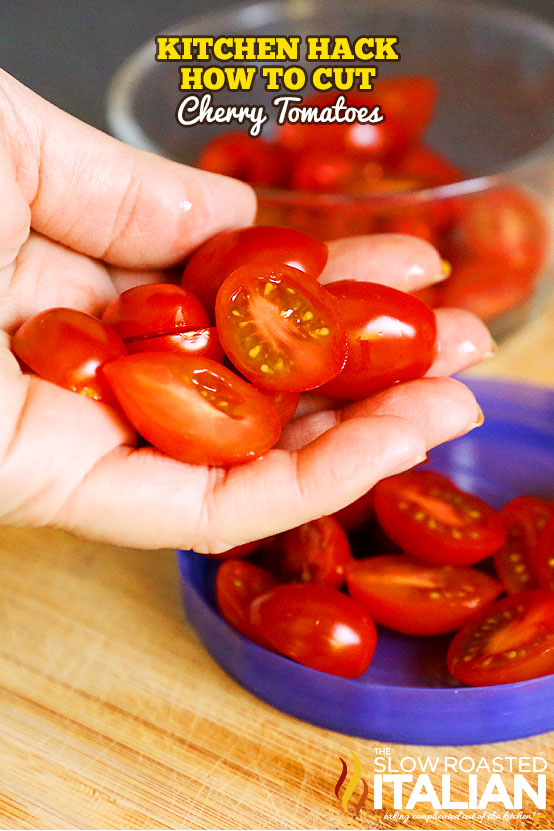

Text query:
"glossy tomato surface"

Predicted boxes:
[[316, 280, 436, 400], [447, 590, 554, 686], [181, 226, 328, 315], [102, 354, 281, 466], [347, 555, 502, 636], [250, 584, 377, 677], [215, 263, 347, 392], [12, 307, 127, 403], [198, 131, 290, 187], [216, 560, 277, 647], [268, 516, 353, 589], [494, 496, 552, 593], [373, 470, 506, 566], [125, 327, 224, 362], [102, 283, 209, 341], [260, 388, 299, 427]]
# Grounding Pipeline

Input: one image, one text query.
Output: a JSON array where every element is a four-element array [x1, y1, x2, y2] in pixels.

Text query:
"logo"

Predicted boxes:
[[335, 752, 369, 817]]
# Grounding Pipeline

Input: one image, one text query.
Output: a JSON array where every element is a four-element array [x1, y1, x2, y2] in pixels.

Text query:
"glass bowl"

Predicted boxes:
[[107, 0, 554, 340]]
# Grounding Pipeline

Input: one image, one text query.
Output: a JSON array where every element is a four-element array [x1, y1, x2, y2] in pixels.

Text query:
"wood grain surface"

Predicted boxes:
[[1, 300, 554, 831]]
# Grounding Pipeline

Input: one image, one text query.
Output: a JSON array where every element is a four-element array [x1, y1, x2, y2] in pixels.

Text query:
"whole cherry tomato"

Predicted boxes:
[[532, 514, 554, 591], [250, 584, 377, 677], [346, 555, 502, 636], [102, 353, 281, 466], [215, 263, 347, 392], [373, 470, 506, 566], [291, 150, 383, 193], [12, 307, 127, 403], [447, 590, 554, 686], [332, 490, 375, 531], [181, 225, 328, 316], [493, 496, 552, 593], [315, 280, 436, 400], [267, 516, 354, 589], [125, 327, 224, 362], [198, 131, 291, 188], [394, 145, 464, 187], [102, 284, 209, 341], [438, 259, 535, 322], [216, 560, 277, 647]]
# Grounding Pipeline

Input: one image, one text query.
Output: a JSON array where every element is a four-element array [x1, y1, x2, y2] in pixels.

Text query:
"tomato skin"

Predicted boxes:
[[494, 496, 552, 593], [12, 307, 127, 403], [102, 284, 209, 341], [261, 389, 299, 427], [373, 471, 506, 566], [291, 150, 383, 193], [332, 490, 374, 531], [125, 327, 224, 362], [267, 516, 354, 588], [102, 353, 281, 466], [181, 226, 328, 316], [216, 560, 278, 647], [532, 514, 554, 591], [316, 281, 436, 401], [394, 145, 464, 188], [198, 131, 290, 188], [215, 263, 347, 392], [438, 260, 535, 322], [250, 584, 377, 677], [447, 590, 554, 686], [346, 555, 502, 636]]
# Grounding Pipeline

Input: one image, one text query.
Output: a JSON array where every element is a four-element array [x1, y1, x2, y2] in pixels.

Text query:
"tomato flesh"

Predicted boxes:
[[316, 281, 436, 400], [12, 307, 127, 403], [373, 470, 506, 566], [125, 327, 224, 362], [494, 496, 552, 593], [102, 284, 209, 340], [447, 590, 554, 686], [216, 560, 277, 646], [346, 555, 502, 636], [181, 225, 328, 316], [532, 514, 554, 591], [215, 263, 347, 392], [250, 584, 377, 677], [102, 354, 281, 466]]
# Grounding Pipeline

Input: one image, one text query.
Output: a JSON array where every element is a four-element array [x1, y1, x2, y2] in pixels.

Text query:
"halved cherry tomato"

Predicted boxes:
[[198, 131, 290, 188], [494, 496, 552, 593], [266, 516, 354, 589], [216, 560, 278, 647], [12, 307, 127, 403], [250, 584, 377, 677], [316, 280, 436, 400], [102, 284, 209, 341], [373, 471, 506, 566], [261, 389, 299, 427], [215, 263, 347, 392], [447, 589, 554, 686], [332, 490, 375, 531], [532, 514, 554, 591], [125, 327, 224, 362], [181, 226, 328, 316], [346, 555, 502, 636], [102, 354, 281, 466], [291, 150, 383, 193]]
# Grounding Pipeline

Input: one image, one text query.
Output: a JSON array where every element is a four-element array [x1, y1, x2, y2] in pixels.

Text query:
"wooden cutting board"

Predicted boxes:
[[1, 300, 554, 831]]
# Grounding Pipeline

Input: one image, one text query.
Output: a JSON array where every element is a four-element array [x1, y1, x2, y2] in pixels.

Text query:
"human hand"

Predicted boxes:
[[0, 70, 493, 553]]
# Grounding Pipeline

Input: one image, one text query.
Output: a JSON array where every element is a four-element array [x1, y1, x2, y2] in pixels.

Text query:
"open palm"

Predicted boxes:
[[0, 70, 492, 553]]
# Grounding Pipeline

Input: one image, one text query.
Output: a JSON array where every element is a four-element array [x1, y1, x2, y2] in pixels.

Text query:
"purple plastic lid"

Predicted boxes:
[[177, 378, 554, 745]]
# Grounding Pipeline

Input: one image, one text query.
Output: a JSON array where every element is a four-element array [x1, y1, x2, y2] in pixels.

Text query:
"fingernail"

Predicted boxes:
[[460, 406, 485, 436], [390, 451, 428, 476], [482, 339, 499, 360], [434, 258, 452, 281]]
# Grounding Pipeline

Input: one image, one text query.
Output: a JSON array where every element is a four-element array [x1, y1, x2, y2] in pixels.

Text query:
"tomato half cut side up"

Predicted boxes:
[[102, 354, 281, 466], [250, 584, 377, 677], [346, 555, 502, 636], [532, 513, 554, 591], [216, 560, 278, 647], [447, 590, 554, 686], [493, 496, 553, 593], [373, 471, 506, 566], [215, 263, 347, 392]]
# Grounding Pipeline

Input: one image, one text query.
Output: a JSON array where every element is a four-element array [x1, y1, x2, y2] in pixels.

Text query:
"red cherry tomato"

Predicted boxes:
[[216, 560, 278, 647], [181, 225, 328, 316], [315, 280, 436, 401], [125, 327, 224, 362], [394, 145, 464, 187], [250, 584, 377, 677], [215, 263, 347, 392], [438, 259, 535, 322], [12, 307, 127, 403], [494, 496, 553, 593], [291, 150, 383, 193], [267, 516, 354, 589], [198, 131, 290, 188], [102, 353, 281, 466], [346, 555, 502, 636], [102, 284, 209, 341], [374, 76, 438, 146], [332, 490, 375, 531], [373, 471, 506, 566], [447, 590, 554, 686], [532, 514, 554, 591], [261, 388, 299, 427]]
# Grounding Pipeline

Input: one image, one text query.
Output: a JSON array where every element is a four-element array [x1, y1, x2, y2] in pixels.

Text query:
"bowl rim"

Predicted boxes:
[[106, 0, 554, 203]]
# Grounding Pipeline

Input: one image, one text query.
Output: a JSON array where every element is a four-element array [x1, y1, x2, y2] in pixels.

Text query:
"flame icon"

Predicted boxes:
[[334, 752, 369, 817]]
